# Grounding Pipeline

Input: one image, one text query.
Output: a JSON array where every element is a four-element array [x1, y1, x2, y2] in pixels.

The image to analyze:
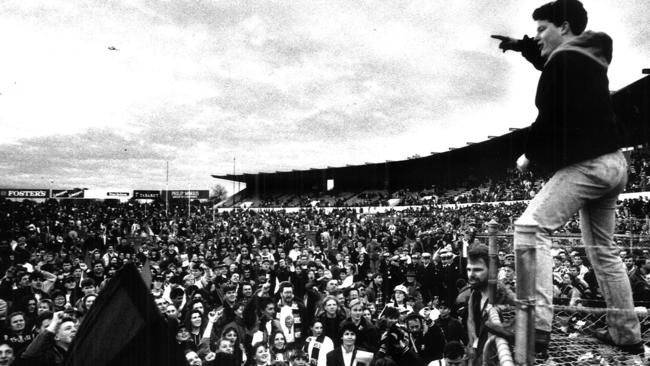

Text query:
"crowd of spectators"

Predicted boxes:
[[1, 194, 650, 365]]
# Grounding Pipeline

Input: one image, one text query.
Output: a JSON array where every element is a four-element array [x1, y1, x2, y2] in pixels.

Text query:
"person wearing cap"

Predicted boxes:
[[385, 255, 405, 294], [497, 263, 516, 293], [386, 285, 413, 315], [401, 270, 424, 312], [416, 252, 438, 306], [436, 247, 462, 311]]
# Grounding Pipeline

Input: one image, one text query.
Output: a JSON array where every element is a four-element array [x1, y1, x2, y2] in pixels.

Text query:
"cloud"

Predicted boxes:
[[0, 0, 648, 191]]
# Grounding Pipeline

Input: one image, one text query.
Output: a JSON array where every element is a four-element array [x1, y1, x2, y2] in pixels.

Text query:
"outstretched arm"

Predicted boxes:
[[491, 34, 545, 70]]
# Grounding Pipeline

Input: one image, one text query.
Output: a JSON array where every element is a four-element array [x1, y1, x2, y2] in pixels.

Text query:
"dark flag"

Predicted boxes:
[[140, 256, 152, 289], [64, 262, 186, 366]]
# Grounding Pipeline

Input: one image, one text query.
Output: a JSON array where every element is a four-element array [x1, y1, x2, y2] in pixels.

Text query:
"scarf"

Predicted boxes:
[[309, 335, 326, 361]]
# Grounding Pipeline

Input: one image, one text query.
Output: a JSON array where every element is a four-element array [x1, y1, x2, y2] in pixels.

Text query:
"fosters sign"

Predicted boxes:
[[0, 189, 50, 198]]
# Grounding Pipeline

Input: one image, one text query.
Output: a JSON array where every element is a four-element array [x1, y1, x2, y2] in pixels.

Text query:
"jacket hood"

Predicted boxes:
[[546, 31, 613, 69]]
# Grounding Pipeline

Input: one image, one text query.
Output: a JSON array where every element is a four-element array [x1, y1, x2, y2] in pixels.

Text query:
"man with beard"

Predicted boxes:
[[464, 244, 514, 366], [276, 282, 308, 349]]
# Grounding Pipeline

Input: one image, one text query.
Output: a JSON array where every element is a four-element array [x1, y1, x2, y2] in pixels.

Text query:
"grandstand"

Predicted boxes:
[[213, 74, 650, 210]]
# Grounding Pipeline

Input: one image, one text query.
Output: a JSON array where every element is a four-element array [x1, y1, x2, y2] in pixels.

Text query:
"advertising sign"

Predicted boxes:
[[164, 190, 209, 200], [107, 192, 130, 197], [0, 189, 49, 198], [133, 190, 161, 199], [52, 189, 85, 198]]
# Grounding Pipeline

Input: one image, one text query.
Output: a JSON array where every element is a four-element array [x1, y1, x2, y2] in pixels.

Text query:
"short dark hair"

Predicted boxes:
[[444, 341, 465, 359], [404, 313, 423, 325], [80, 278, 96, 288], [339, 320, 358, 339], [532, 0, 588, 35], [223, 283, 237, 294], [29, 271, 45, 281], [170, 287, 185, 298], [383, 306, 400, 320], [278, 281, 293, 293], [35, 311, 53, 329], [467, 243, 490, 268]]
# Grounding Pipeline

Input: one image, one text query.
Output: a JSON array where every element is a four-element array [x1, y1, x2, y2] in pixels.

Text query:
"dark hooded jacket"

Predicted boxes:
[[523, 31, 621, 175]]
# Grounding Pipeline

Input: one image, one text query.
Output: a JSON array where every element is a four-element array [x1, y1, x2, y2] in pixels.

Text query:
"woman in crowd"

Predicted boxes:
[[185, 309, 207, 349], [222, 326, 247, 366], [2, 311, 35, 356], [385, 285, 413, 316], [189, 298, 207, 315], [304, 321, 333, 366], [78, 294, 96, 316], [269, 330, 289, 364]]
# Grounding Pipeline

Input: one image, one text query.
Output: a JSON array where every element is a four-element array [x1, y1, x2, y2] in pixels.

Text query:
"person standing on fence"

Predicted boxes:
[[488, 0, 644, 357]]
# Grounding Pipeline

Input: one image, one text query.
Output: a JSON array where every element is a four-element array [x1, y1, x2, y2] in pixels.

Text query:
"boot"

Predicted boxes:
[[484, 319, 550, 354], [589, 329, 645, 355]]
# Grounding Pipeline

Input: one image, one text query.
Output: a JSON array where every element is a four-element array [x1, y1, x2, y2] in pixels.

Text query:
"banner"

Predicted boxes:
[[52, 189, 85, 198], [0, 189, 49, 198], [64, 263, 185, 366], [164, 190, 209, 200], [133, 190, 161, 199]]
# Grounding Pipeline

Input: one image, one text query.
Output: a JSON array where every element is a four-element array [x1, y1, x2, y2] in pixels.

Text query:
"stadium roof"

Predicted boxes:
[[213, 74, 650, 191]]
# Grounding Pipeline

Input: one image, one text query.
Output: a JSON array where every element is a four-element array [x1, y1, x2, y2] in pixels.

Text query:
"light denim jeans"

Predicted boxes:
[[514, 150, 641, 345]]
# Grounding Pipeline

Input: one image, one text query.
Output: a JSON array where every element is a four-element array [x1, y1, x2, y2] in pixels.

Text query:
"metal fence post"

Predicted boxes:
[[488, 219, 499, 304], [514, 219, 537, 366]]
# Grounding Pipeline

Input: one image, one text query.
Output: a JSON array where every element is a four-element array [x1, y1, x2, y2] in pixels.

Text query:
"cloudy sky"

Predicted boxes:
[[1, 0, 648, 193]]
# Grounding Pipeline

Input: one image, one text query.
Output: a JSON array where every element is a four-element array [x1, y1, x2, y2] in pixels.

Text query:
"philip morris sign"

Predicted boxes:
[[0, 189, 49, 198], [52, 189, 85, 198], [165, 190, 209, 200], [133, 190, 161, 199]]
